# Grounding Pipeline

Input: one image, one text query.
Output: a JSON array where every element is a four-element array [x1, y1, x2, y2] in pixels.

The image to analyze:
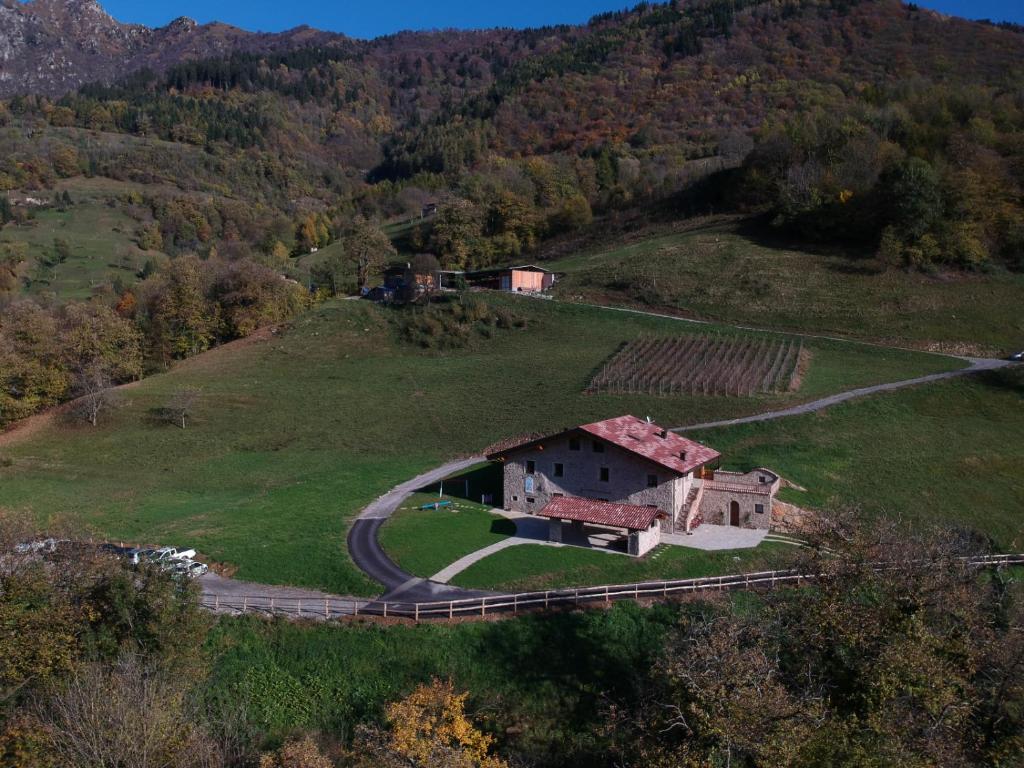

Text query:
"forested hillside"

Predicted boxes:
[[2, 0, 1023, 426]]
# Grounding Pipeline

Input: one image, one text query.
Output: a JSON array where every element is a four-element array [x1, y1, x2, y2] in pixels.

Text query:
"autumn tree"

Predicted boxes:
[[0, 241, 27, 293], [295, 213, 332, 255], [61, 302, 144, 384], [346, 679, 508, 768], [144, 256, 219, 361], [342, 217, 397, 291], [430, 199, 484, 270], [0, 301, 70, 425]]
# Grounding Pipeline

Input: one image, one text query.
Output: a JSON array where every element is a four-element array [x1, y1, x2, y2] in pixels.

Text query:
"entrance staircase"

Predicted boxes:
[[677, 484, 704, 533]]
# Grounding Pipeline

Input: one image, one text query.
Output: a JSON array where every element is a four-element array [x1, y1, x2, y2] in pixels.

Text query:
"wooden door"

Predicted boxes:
[[729, 501, 740, 527]]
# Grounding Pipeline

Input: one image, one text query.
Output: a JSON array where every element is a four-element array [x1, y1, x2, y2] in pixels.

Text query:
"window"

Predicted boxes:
[[553, 493, 564, 498], [526, 460, 536, 475], [647, 474, 658, 488], [524, 476, 535, 493], [568, 438, 581, 451], [759, 476, 768, 484], [512, 495, 519, 502], [592, 441, 605, 453], [554, 462, 564, 477], [527, 497, 535, 504], [600, 467, 610, 482], [755, 504, 765, 514]]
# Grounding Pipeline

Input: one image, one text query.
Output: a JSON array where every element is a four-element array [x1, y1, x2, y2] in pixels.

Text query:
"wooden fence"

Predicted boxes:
[[199, 553, 1024, 622]]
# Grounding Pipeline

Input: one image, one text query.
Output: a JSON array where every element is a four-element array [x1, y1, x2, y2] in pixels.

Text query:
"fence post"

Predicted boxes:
[[297, 599, 301, 617], [353, 600, 359, 616], [325, 599, 329, 619], [242, 596, 247, 613], [383, 601, 387, 618], [214, 594, 219, 611], [270, 597, 274, 613], [513, 594, 518, 614], [663, 581, 668, 596], [415, 603, 419, 622], [574, 589, 579, 606], [449, 601, 453, 621], [544, 591, 549, 609], [605, 585, 609, 604], [634, 583, 639, 599], [481, 598, 486, 618]]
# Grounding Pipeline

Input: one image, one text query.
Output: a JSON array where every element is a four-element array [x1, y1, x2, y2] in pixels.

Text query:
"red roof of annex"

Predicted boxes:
[[488, 415, 720, 476], [538, 496, 663, 530]]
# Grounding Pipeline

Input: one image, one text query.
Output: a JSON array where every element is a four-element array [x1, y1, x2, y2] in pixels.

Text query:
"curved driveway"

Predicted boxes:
[[347, 456, 494, 602]]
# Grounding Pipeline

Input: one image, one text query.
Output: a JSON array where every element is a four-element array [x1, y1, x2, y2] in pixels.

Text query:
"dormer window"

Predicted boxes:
[[679, 450, 687, 461]]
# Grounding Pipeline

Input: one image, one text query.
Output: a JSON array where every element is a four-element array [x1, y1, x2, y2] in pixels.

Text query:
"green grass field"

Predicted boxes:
[[1, 181, 160, 300], [692, 367, 1024, 552], [450, 540, 795, 591], [379, 491, 514, 579], [0, 296, 969, 595], [549, 223, 1024, 354]]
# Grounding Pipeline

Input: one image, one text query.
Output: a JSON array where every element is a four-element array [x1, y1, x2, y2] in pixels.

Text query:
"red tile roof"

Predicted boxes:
[[539, 496, 663, 530], [578, 415, 720, 475], [487, 415, 720, 477]]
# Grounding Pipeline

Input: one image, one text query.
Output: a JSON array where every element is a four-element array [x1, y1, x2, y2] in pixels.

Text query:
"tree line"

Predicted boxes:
[[0, 255, 306, 427]]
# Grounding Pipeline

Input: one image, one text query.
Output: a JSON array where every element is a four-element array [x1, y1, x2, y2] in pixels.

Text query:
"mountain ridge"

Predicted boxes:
[[0, 0, 349, 97]]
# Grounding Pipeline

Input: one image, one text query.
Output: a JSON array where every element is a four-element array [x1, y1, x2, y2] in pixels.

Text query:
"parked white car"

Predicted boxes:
[[150, 547, 197, 563], [171, 560, 209, 579]]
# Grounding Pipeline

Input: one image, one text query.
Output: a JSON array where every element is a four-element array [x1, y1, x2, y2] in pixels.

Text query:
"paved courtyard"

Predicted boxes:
[[661, 524, 768, 550]]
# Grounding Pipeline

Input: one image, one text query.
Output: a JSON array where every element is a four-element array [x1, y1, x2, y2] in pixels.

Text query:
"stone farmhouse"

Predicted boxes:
[[487, 415, 780, 556]]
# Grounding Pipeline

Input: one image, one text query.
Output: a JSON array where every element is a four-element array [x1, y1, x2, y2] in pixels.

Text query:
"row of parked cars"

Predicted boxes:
[[13, 539, 208, 579]]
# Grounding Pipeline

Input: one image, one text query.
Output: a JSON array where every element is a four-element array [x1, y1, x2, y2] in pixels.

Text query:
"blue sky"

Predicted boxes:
[[96, 0, 1024, 36]]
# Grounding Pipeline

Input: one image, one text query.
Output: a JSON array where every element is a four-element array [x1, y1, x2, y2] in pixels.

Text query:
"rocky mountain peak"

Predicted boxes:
[[0, 0, 343, 97]]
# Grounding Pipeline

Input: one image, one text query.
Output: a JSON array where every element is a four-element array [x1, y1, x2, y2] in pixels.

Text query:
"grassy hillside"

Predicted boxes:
[[549, 223, 1024, 354], [1, 181, 162, 300], [690, 367, 1024, 553], [0, 295, 956, 594]]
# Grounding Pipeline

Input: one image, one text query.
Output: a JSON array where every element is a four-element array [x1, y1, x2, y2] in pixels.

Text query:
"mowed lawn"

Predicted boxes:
[[379, 492, 515, 579], [0, 296, 967, 595], [451, 541, 796, 591], [550, 223, 1024, 354]]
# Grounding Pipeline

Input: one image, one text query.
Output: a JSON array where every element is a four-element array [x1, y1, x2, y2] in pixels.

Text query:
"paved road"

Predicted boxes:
[[198, 573, 369, 618], [673, 357, 1013, 432], [346, 456, 494, 603]]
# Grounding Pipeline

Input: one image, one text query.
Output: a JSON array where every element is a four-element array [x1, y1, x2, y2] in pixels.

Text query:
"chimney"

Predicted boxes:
[[679, 450, 687, 461], [658, 429, 668, 438]]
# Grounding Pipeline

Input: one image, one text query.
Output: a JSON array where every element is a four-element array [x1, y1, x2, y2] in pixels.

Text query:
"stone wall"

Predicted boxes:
[[500, 432, 690, 527], [771, 500, 817, 534]]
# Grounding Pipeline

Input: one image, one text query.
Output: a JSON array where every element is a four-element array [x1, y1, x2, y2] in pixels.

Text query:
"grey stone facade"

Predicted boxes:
[[698, 469, 779, 530], [500, 433, 693, 530]]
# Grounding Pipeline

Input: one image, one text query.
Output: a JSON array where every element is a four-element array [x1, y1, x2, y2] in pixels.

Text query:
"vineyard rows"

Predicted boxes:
[[587, 335, 807, 397]]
